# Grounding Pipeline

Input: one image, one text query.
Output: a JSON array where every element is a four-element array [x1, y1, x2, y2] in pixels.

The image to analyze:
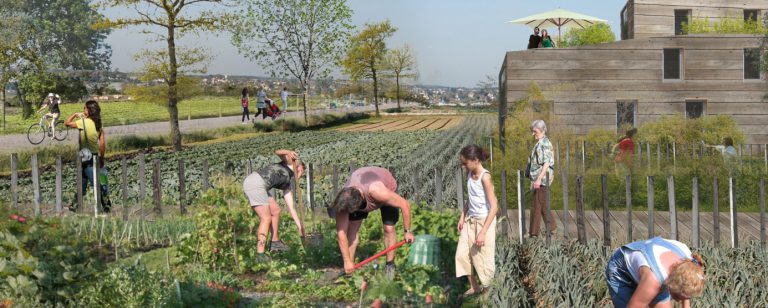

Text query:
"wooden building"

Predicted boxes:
[[500, 0, 768, 144]]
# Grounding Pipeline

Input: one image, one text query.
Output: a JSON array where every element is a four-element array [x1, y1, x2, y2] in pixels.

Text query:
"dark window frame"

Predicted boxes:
[[685, 100, 706, 119], [674, 9, 692, 35], [744, 48, 761, 80], [616, 100, 637, 129], [744, 9, 760, 22], [663, 48, 683, 80]]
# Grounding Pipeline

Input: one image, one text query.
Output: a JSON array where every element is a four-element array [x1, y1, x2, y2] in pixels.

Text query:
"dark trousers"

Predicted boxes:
[[253, 107, 267, 119], [242, 107, 250, 121], [529, 186, 556, 236]]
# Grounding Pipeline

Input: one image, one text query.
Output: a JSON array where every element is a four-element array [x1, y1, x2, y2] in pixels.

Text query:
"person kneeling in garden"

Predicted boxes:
[[243, 150, 305, 257], [455, 145, 498, 297], [605, 237, 705, 308], [330, 166, 414, 277]]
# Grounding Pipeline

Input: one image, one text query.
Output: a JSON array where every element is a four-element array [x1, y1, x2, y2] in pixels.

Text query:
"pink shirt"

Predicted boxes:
[[344, 167, 397, 212]]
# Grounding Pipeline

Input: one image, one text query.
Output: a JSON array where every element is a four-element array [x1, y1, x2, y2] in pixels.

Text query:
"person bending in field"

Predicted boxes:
[[330, 166, 414, 277], [455, 145, 498, 297], [612, 128, 637, 176], [243, 150, 305, 258], [606, 237, 705, 308]]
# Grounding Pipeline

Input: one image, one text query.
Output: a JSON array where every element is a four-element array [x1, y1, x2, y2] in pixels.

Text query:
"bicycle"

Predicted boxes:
[[27, 110, 68, 145]]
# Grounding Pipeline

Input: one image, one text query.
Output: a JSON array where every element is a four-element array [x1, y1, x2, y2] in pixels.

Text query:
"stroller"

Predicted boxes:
[[265, 99, 282, 120]]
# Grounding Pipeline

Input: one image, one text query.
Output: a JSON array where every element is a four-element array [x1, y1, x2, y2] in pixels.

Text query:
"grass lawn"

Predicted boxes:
[[0, 96, 335, 135]]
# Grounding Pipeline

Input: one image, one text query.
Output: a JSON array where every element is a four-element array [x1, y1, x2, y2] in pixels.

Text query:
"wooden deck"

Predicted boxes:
[[503, 209, 765, 247]]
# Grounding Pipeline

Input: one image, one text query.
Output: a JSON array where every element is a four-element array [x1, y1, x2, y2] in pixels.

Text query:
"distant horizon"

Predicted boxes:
[[104, 1, 622, 88]]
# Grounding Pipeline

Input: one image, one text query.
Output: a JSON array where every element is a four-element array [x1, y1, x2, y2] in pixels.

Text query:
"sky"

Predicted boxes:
[[104, 0, 625, 88]]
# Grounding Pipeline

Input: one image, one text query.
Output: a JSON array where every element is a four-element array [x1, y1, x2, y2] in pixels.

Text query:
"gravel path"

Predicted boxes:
[[1, 103, 403, 154]]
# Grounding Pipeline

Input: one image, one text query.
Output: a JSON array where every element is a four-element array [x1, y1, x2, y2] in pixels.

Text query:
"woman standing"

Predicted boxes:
[[243, 150, 305, 257], [455, 145, 498, 297], [254, 88, 268, 120], [241, 87, 250, 123], [541, 29, 556, 48], [64, 100, 111, 213], [527, 120, 556, 237], [606, 237, 705, 308]]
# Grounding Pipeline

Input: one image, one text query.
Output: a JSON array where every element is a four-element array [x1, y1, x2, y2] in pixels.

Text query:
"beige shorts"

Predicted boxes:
[[243, 173, 271, 207]]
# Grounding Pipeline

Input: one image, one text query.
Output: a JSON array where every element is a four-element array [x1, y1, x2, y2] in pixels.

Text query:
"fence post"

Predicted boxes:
[[153, 159, 162, 215], [601, 175, 610, 247], [31, 154, 41, 217], [667, 176, 677, 241], [566, 141, 571, 170], [329, 165, 339, 218], [55, 156, 63, 214], [626, 174, 632, 241], [138, 153, 146, 201], [455, 167, 464, 208], [760, 178, 765, 249], [224, 161, 233, 177], [500, 170, 512, 242], [10, 153, 18, 209], [647, 176, 655, 238], [121, 157, 128, 221], [76, 155, 83, 211], [656, 143, 661, 169], [202, 159, 210, 191], [713, 177, 720, 246], [764, 144, 767, 173], [576, 175, 587, 245], [179, 159, 186, 215], [581, 140, 586, 172], [308, 163, 316, 229], [562, 169, 569, 239], [692, 177, 700, 248], [729, 177, 738, 248], [672, 143, 677, 171], [646, 143, 651, 171], [93, 155, 101, 217], [517, 170, 525, 243], [544, 173, 552, 245]]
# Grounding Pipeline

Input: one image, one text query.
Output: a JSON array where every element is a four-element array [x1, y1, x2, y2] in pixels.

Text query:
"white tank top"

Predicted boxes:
[[467, 169, 490, 218]]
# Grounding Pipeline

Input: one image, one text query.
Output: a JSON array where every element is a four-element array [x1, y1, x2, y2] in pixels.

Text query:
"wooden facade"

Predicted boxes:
[[501, 0, 768, 144]]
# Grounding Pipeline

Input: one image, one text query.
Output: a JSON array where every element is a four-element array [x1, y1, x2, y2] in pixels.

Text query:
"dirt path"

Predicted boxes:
[[1, 103, 401, 154]]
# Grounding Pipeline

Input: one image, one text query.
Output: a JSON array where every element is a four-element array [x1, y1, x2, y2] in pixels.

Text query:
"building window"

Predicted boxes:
[[664, 49, 682, 80], [685, 100, 705, 119], [744, 9, 760, 22], [675, 9, 691, 35], [745, 48, 761, 80], [617, 100, 637, 128]]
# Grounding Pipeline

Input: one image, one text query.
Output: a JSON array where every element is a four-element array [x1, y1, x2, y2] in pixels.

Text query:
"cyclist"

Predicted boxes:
[[37, 93, 61, 139]]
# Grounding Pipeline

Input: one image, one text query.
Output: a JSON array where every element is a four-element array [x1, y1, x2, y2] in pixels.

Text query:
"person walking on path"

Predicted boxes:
[[613, 128, 637, 175], [606, 237, 705, 308], [280, 87, 289, 112], [329, 166, 414, 277], [527, 27, 542, 49], [527, 120, 556, 237], [455, 145, 498, 297], [253, 88, 268, 120], [241, 87, 250, 123], [243, 150, 305, 258], [64, 100, 111, 213]]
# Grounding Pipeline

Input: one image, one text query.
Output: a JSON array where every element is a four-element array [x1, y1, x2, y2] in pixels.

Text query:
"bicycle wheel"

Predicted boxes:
[[27, 123, 46, 145], [53, 121, 69, 141]]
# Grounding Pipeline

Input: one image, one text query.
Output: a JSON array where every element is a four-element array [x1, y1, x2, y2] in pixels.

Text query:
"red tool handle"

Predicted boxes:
[[354, 240, 407, 269]]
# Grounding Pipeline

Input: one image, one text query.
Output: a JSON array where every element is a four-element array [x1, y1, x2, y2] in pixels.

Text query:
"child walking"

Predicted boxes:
[[455, 144, 498, 297]]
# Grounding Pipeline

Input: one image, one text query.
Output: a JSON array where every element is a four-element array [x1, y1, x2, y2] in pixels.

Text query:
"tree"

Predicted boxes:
[[342, 21, 396, 116], [230, 0, 354, 124], [0, 0, 32, 129], [476, 75, 498, 104], [95, 0, 230, 151], [384, 44, 417, 111], [560, 23, 615, 48]]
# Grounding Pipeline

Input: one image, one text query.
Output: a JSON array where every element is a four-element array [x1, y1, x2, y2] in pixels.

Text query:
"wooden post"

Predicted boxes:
[[544, 173, 552, 245], [31, 154, 41, 216], [581, 140, 586, 172], [601, 175, 610, 247], [647, 176, 655, 237], [93, 155, 101, 216], [55, 156, 63, 213], [517, 170, 525, 244], [713, 177, 720, 246], [576, 175, 587, 245], [646, 143, 651, 171], [329, 164, 339, 218], [246, 159, 252, 175], [760, 178, 765, 248], [729, 177, 738, 248], [625, 174, 632, 241], [76, 155, 83, 211], [638, 142, 643, 166], [224, 161, 233, 177], [738, 144, 743, 168], [202, 159, 210, 191], [555, 142, 560, 168], [434, 168, 442, 209], [10, 153, 18, 209], [308, 163, 317, 230], [121, 158, 128, 221], [667, 176, 677, 241], [500, 170, 512, 242], [692, 177, 700, 248], [179, 159, 186, 215], [455, 167, 464, 208], [672, 143, 677, 170], [562, 169, 569, 239], [566, 141, 571, 170], [138, 153, 146, 201], [153, 159, 162, 215], [764, 144, 767, 173]]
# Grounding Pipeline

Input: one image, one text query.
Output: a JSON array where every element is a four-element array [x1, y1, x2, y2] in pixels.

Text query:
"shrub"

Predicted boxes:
[[561, 22, 616, 47]]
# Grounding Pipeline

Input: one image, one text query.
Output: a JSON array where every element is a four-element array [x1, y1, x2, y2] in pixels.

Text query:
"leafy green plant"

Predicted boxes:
[[74, 263, 177, 307]]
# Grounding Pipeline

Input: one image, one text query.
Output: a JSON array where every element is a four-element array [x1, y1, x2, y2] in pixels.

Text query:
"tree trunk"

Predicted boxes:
[[395, 74, 401, 111], [16, 81, 32, 119], [2, 81, 5, 130], [372, 68, 379, 116], [302, 83, 308, 125], [167, 25, 182, 151]]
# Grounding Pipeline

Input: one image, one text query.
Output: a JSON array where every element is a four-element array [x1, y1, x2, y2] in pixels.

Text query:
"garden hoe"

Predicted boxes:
[[322, 240, 407, 283]]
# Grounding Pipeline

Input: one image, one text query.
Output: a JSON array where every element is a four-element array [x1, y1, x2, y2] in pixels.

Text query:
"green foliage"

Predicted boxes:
[[74, 263, 177, 307], [343, 20, 397, 114], [635, 115, 744, 145], [18, 73, 89, 106], [561, 22, 616, 47], [124, 76, 204, 106], [682, 15, 767, 34]]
